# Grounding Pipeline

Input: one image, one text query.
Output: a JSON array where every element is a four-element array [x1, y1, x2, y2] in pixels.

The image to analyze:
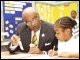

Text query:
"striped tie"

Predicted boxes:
[[32, 32, 37, 46]]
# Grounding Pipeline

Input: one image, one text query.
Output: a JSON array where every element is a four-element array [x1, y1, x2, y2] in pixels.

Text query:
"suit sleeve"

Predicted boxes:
[[50, 27, 58, 51], [7, 42, 20, 54], [46, 26, 58, 51], [7, 24, 22, 54], [53, 36, 58, 51]]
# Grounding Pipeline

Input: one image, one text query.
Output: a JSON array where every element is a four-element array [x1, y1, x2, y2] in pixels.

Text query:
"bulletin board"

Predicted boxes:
[[35, 2, 78, 24], [2, 1, 32, 41]]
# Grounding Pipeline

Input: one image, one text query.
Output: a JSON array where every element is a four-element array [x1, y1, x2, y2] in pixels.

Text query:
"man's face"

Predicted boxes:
[[71, 11, 77, 19], [23, 12, 41, 31]]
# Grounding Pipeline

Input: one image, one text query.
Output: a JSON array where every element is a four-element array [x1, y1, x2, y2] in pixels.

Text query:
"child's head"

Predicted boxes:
[[54, 16, 77, 42]]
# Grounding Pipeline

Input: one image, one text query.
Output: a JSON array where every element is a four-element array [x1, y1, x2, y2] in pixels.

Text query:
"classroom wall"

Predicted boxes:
[[35, 1, 79, 24], [1, 1, 79, 41]]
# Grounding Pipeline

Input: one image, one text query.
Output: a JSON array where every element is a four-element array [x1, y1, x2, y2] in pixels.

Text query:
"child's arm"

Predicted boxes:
[[58, 52, 79, 58]]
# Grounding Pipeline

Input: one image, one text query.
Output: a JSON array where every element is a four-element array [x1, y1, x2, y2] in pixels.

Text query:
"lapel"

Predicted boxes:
[[38, 21, 46, 48], [20, 26, 31, 49]]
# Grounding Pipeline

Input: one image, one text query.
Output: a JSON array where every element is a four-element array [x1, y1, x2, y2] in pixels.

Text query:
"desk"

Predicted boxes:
[[1, 51, 79, 59]]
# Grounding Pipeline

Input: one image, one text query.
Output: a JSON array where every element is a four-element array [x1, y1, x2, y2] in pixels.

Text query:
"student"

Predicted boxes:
[[48, 16, 79, 58], [71, 10, 79, 23], [71, 10, 79, 39]]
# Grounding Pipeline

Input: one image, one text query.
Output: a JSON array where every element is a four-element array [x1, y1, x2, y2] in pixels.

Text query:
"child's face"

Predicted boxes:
[[54, 27, 71, 42]]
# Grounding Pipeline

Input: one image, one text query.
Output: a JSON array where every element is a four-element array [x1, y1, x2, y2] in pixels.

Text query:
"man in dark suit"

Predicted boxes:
[[8, 7, 58, 54]]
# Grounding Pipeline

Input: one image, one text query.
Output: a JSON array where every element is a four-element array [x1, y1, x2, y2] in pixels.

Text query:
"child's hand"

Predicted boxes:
[[48, 49, 58, 57]]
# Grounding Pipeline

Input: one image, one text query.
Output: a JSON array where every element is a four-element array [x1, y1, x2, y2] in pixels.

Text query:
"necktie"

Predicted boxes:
[[32, 32, 37, 46]]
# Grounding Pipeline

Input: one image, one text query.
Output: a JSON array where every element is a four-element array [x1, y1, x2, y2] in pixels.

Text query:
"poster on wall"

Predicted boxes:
[[2, 1, 32, 41]]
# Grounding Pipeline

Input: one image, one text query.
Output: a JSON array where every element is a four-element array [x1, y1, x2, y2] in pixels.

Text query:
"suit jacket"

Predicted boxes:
[[8, 20, 58, 53]]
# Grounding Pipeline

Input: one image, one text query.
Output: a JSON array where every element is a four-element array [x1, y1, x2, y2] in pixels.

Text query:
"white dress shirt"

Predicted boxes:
[[30, 30, 40, 47]]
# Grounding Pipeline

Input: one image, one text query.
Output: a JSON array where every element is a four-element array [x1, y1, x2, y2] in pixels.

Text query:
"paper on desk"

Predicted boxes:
[[1, 51, 78, 59], [1, 53, 32, 59], [22, 54, 51, 59]]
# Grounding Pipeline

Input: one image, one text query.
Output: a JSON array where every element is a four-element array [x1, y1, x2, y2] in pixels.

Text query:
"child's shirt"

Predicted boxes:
[[58, 24, 79, 55]]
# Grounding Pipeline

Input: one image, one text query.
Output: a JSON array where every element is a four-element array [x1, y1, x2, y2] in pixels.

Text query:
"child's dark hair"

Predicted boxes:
[[54, 16, 77, 29]]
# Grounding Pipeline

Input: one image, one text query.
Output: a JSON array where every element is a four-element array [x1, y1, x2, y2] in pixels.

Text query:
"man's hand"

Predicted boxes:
[[11, 35, 20, 46], [48, 49, 58, 57], [28, 46, 41, 54]]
